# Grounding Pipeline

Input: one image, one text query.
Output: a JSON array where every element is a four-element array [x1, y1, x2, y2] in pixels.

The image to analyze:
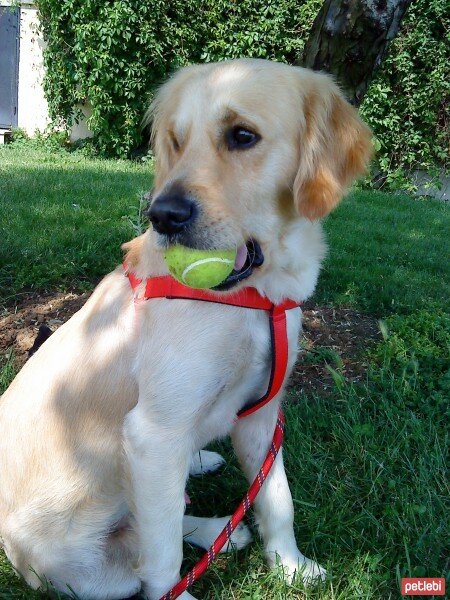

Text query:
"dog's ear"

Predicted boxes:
[[143, 94, 171, 189], [293, 76, 373, 220]]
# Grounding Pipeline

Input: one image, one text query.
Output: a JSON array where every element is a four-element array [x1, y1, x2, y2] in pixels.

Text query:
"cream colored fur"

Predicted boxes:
[[0, 59, 372, 599]]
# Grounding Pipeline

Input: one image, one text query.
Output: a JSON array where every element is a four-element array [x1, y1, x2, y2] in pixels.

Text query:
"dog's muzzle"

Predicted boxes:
[[144, 189, 264, 289]]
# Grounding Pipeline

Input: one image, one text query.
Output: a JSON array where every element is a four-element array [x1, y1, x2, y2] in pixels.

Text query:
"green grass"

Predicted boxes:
[[0, 143, 449, 599], [0, 142, 152, 305], [318, 190, 450, 315], [1, 144, 449, 314]]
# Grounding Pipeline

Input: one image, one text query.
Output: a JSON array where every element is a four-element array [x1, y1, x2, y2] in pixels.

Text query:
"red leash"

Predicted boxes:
[[124, 268, 298, 599], [162, 410, 285, 600]]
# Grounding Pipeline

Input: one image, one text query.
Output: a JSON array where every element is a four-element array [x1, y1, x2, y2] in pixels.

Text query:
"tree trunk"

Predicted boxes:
[[300, 0, 412, 106]]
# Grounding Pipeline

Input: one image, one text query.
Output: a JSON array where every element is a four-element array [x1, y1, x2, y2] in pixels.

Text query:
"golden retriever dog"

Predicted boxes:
[[0, 59, 372, 599]]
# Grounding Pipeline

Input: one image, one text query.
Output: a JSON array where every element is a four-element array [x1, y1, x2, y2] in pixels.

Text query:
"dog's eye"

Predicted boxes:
[[227, 127, 260, 150]]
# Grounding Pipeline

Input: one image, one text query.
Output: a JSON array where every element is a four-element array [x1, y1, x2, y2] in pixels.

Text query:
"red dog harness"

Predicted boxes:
[[125, 268, 300, 599]]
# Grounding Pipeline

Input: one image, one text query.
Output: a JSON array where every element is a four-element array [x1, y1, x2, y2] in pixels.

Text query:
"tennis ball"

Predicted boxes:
[[164, 245, 236, 289]]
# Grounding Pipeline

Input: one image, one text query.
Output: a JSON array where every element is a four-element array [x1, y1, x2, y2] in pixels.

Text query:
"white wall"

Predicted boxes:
[[3, 1, 92, 139], [17, 4, 50, 134], [70, 101, 93, 142]]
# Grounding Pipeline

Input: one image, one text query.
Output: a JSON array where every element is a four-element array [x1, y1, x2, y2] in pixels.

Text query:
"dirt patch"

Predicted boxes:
[[0, 291, 90, 368], [291, 303, 381, 395], [1, 292, 380, 394]]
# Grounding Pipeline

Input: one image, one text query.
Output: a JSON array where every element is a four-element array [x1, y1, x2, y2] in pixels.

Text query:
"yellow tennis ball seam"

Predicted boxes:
[[181, 257, 234, 283]]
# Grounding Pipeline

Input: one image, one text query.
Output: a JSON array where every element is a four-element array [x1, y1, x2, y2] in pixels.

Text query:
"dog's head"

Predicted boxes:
[[144, 59, 372, 290]]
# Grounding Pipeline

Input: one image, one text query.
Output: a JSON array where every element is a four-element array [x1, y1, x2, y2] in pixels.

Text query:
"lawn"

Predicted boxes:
[[0, 142, 449, 599]]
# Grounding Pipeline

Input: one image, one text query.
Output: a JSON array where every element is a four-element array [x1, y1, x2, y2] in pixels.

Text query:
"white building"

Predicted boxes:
[[0, 1, 90, 143]]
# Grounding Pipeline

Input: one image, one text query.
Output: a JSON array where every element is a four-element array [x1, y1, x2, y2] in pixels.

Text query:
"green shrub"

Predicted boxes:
[[361, 0, 449, 182], [37, 0, 448, 177], [198, 0, 321, 63]]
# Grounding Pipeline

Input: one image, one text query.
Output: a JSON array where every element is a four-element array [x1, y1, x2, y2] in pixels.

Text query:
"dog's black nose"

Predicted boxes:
[[148, 193, 196, 235]]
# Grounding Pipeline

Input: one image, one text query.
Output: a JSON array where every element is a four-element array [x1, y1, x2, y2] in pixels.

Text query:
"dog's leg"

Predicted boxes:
[[189, 450, 225, 476], [123, 403, 197, 600], [183, 515, 251, 551], [5, 529, 141, 600], [231, 399, 326, 586]]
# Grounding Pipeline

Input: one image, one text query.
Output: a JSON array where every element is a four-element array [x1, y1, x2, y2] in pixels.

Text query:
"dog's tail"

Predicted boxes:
[[28, 324, 53, 358]]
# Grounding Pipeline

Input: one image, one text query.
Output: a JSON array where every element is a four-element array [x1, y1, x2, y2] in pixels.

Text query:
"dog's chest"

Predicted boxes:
[[134, 299, 301, 441]]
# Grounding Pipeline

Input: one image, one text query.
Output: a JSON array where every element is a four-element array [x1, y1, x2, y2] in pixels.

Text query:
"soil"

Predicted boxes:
[[0, 292, 89, 368], [291, 302, 380, 395], [0, 292, 380, 394]]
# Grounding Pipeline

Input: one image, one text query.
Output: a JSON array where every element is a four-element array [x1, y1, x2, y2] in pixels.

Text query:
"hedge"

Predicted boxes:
[[37, 0, 449, 177]]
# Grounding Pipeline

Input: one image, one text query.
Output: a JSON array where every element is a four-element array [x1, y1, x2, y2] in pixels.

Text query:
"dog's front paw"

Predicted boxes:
[[219, 518, 253, 552], [184, 515, 252, 552], [189, 450, 226, 476], [268, 550, 326, 586]]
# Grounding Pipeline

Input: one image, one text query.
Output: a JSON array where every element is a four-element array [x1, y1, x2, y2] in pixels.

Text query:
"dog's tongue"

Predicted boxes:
[[234, 245, 248, 271]]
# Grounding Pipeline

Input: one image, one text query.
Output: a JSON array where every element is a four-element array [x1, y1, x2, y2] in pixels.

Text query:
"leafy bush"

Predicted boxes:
[[37, 0, 448, 177], [198, 0, 321, 63], [361, 0, 449, 182]]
